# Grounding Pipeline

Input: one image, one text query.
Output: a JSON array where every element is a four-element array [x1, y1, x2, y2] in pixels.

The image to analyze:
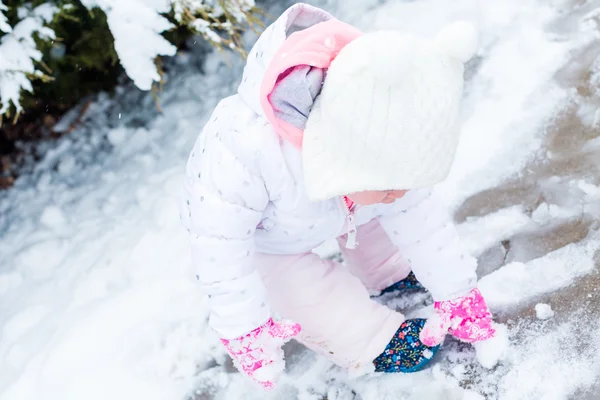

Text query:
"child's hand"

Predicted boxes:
[[420, 288, 495, 347], [220, 318, 301, 390]]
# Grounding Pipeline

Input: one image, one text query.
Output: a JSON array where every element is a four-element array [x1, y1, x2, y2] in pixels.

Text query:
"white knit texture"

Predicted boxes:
[[303, 25, 475, 202]]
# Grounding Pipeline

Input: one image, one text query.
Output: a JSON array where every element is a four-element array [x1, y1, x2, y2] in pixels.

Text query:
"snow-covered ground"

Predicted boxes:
[[2, 0, 600, 399]]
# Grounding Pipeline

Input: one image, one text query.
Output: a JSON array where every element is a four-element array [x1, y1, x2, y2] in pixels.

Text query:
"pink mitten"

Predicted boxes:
[[420, 288, 495, 347], [220, 318, 301, 390]]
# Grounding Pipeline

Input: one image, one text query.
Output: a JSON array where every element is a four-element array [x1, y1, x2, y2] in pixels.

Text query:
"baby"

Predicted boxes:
[[180, 3, 496, 390]]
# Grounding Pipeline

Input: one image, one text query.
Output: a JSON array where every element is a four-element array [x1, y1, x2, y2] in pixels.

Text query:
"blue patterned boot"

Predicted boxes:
[[373, 319, 440, 373], [379, 271, 425, 295]]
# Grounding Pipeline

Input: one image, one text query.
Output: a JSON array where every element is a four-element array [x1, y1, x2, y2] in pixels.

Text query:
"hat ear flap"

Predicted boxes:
[[435, 21, 478, 63]]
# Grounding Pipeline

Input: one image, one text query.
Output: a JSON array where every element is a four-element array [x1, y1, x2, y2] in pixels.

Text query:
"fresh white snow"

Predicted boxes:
[[2, 0, 600, 399], [0, 1, 256, 113], [79, 0, 177, 91], [0, 3, 58, 113], [473, 323, 509, 370], [0, 2, 11, 34], [535, 303, 555, 320]]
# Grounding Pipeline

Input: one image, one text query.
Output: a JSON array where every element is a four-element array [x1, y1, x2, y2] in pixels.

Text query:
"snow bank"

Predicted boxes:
[[479, 235, 600, 310], [498, 320, 600, 399], [458, 206, 532, 256]]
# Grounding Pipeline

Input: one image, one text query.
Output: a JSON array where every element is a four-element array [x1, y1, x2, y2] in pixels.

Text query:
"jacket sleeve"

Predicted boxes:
[[377, 188, 477, 301], [180, 124, 270, 339]]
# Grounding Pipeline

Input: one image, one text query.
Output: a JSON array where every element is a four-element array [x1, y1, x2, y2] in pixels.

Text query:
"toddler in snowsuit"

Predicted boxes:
[[180, 3, 497, 390]]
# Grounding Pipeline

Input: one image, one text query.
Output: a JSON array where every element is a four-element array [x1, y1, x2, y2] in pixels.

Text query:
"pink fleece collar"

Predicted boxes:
[[259, 20, 362, 148]]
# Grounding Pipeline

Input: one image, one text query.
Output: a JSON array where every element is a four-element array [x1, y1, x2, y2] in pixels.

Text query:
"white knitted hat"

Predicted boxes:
[[302, 21, 478, 201]]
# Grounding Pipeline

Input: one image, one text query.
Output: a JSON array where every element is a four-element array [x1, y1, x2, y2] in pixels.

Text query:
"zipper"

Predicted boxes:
[[342, 196, 357, 249]]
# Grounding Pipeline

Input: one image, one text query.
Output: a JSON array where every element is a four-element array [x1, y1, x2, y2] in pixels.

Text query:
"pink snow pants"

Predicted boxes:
[[255, 219, 410, 373]]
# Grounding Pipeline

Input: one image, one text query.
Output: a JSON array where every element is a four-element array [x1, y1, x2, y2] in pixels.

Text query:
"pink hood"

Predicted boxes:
[[236, 4, 362, 149], [260, 19, 362, 148]]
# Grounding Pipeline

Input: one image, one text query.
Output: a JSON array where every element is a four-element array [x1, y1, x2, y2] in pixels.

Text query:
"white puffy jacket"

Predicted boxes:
[[180, 4, 477, 339]]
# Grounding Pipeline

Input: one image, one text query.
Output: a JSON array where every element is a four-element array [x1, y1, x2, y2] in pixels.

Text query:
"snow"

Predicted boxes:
[[80, 0, 177, 91], [72, 0, 256, 91], [422, 349, 434, 360], [479, 237, 599, 310], [2, 0, 600, 399], [473, 323, 509, 369], [0, 2, 11, 33], [173, 0, 255, 46], [535, 303, 555, 320], [0, 4, 58, 113], [497, 320, 600, 399], [39, 205, 68, 229], [531, 202, 579, 225], [458, 206, 532, 257]]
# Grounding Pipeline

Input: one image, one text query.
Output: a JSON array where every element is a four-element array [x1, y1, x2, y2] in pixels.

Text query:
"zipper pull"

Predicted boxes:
[[346, 211, 357, 249]]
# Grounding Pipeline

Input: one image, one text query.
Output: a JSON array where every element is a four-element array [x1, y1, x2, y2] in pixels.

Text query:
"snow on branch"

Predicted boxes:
[[0, 0, 259, 117], [0, 3, 58, 115], [0, 1, 11, 33], [79, 0, 177, 91], [80, 0, 257, 91], [172, 0, 257, 53]]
